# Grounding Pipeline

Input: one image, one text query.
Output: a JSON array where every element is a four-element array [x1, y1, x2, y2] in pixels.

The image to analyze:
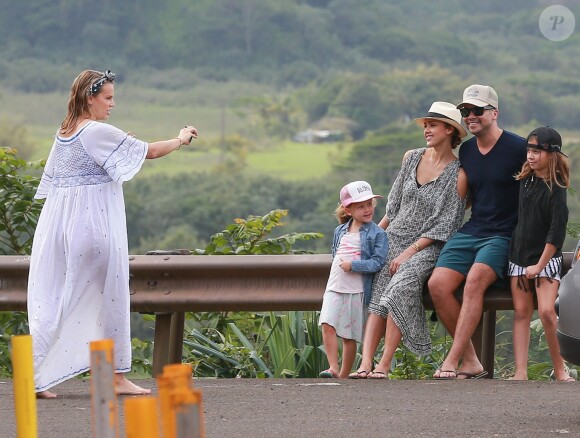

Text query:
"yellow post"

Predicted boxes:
[[157, 363, 193, 438], [90, 339, 118, 438], [11, 334, 38, 438], [124, 396, 160, 438]]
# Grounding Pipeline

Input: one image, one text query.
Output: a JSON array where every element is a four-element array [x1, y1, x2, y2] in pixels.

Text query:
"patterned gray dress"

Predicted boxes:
[[369, 148, 466, 355]]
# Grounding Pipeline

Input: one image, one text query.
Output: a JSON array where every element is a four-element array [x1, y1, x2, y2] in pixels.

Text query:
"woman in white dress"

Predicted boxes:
[[27, 69, 198, 398]]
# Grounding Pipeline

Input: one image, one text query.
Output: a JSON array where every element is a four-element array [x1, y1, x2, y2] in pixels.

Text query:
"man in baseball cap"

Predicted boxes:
[[457, 84, 499, 109], [429, 84, 527, 380]]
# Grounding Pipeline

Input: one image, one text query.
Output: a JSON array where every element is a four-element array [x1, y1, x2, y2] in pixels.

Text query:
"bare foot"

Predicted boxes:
[[36, 390, 57, 399], [433, 368, 457, 379], [508, 372, 528, 381], [433, 359, 460, 379], [114, 374, 152, 396], [555, 374, 575, 382]]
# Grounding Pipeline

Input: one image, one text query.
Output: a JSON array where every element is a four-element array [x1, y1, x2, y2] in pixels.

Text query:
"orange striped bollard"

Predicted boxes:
[[90, 339, 118, 438], [11, 334, 37, 438]]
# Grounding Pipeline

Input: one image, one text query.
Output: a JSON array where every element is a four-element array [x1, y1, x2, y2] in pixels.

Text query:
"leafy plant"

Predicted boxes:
[[176, 210, 326, 377], [181, 311, 328, 378], [261, 311, 327, 378], [0, 147, 44, 255], [0, 312, 29, 377], [193, 209, 323, 255], [388, 319, 451, 380], [0, 148, 41, 376], [130, 337, 154, 377]]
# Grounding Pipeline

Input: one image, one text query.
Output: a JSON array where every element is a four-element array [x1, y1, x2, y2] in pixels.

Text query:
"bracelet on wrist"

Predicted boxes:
[[174, 138, 182, 150], [412, 242, 420, 252]]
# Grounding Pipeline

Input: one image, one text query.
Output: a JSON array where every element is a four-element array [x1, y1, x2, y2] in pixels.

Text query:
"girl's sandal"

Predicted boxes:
[[319, 368, 339, 378]]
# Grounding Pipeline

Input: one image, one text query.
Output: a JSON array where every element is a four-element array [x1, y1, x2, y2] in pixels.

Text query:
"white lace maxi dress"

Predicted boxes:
[[27, 121, 147, 392], [368, 148, 466, 355]]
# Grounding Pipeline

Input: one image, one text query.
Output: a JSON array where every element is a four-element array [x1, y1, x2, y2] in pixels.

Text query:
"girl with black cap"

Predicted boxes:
[[508, 126, 573, 381]]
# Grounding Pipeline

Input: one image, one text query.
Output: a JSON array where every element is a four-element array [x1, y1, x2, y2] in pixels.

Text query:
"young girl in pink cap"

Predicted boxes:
[[318, 181, 388, 378], [508, 126, 573, 381]]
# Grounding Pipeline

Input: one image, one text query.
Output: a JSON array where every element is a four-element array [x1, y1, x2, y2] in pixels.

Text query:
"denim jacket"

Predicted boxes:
[[331, 219, 389, 305]]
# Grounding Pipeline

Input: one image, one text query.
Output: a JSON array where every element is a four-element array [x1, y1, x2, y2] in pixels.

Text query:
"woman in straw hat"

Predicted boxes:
[[349, 102, 468, 379]]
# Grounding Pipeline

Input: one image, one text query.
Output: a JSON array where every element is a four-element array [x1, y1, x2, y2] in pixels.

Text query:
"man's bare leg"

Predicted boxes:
[[36, 390, 57, 399], [435, 263, 497, 378], [429, 267, 466, 336], [428, 267, 465, 377]]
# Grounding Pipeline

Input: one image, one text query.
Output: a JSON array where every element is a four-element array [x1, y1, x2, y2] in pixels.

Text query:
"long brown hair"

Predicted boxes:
[[59, 70, 107, 135], [450, 126, 462, 149], [515, 134, 570, 189]]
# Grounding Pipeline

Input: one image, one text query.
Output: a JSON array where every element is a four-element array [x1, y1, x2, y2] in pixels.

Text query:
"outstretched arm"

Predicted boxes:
[[146, 126, 198, 159]]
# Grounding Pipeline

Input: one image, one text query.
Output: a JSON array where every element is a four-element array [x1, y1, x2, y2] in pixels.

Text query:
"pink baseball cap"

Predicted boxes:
[[340, 181, 382, 207]]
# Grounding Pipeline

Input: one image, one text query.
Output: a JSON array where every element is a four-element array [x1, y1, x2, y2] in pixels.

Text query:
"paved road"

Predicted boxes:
[[1, 378, 579, 437]]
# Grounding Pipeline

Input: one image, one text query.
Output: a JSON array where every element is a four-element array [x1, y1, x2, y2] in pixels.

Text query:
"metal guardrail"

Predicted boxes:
[[0, 253, 574, 377], [0, 254, 331, 375]]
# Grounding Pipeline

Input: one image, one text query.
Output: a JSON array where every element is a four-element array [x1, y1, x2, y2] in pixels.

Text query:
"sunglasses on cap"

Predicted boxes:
[[527, 142, 567, 156], [459, 105, 496, 118]]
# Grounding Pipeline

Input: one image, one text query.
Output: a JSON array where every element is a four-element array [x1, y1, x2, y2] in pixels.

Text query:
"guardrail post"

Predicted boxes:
[[169, 312, 185, 364], [480, 310, 497, 378], [153, 313, 172, 377]]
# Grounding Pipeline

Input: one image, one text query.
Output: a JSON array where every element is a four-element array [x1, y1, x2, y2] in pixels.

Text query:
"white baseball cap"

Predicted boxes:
[[339, 181, 382, 207], [457, 84, 499, 109]]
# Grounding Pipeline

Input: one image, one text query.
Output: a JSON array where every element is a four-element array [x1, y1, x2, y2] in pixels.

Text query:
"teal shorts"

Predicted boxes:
[[435, 232, 511, 279]]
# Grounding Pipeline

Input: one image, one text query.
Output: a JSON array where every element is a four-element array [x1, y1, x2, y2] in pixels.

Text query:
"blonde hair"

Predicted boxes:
[[334, 204, 350, 224], [60, 70, 108, 135], [334, 198, 378, 224], [515, 135, 570, 189]]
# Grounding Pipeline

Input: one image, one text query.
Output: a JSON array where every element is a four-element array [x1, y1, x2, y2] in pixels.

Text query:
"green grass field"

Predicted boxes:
[[0, 86, 352, 181], [135, 140, 352, 181]]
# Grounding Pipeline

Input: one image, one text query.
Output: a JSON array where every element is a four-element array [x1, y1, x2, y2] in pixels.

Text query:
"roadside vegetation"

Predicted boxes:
[[1, 0, 580, 379]]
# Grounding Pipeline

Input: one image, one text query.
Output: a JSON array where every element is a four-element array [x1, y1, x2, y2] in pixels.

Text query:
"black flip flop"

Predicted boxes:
[[348, 370, 370, 379], [456, 370, 488, 379]]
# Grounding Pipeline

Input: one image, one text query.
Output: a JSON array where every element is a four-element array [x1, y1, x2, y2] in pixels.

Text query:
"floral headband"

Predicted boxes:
[[88, 70, 115, 95]]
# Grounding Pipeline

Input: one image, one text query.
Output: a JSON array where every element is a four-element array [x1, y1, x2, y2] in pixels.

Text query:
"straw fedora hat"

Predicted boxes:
[[415, 101, 467, 138]]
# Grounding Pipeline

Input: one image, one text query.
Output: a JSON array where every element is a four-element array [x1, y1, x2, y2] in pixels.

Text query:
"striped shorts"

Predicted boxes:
[[507, 256, 563, 281]]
